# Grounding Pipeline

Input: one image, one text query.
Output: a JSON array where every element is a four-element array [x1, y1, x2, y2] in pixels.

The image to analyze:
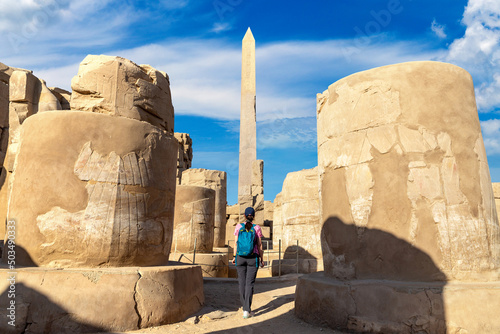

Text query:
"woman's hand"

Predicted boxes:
[[260, 259, 265, 268], [231, 257, 236, 264]]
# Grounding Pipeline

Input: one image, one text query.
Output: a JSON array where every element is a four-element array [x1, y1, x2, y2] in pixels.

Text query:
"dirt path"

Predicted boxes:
[[111, 275, 345, 334]]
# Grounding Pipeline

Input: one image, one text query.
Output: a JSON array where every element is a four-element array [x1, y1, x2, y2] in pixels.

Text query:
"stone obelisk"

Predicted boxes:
[[238, 28, 257, 218]]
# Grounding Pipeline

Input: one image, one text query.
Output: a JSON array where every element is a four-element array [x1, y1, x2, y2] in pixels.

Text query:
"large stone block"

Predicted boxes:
[[295, 272, 500, 334], [0, 265, 204, 333], [280, 167, 321, 259], [173, 185, 216, 253], [181, 168, 227, 248], [4, 111, 178, 267], [71, 55, 174, 133], [317, 61, 499, 282]]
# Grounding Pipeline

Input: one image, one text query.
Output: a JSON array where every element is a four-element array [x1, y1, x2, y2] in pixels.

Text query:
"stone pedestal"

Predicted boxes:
[[296, 61, 500, 333], [0, 265, 204, 333], [170, 253, 228, 278], [173, 185, 216, 253], [296, 272, 500, 333]]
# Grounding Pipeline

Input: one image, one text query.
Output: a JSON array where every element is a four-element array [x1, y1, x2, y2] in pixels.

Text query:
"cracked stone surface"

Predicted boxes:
[[0, 266, 204, 333], [70, 55, 174, 133], [181, 168, 227, 248], [317, 61, 500, 282], [172, 185, 216, 253], [4, 111, 177, 267]]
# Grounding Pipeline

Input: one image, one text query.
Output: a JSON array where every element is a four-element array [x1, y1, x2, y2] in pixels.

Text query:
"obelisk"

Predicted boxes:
[[238, 28, 256, 218]]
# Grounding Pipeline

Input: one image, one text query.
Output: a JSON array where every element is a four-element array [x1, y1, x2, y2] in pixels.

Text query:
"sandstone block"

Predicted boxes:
[[4, 111, 178, 267], [71, 55, 174, 133], [9, 70, 37, 103], [173, 185, 216, 253], [0, 265, 204, 333], [181, 168, 227, 248]]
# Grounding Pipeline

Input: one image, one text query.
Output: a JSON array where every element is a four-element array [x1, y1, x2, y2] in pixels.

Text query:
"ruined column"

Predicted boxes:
[[296, 61, 500, 333], [238, 28, 257, 218], [181, 168, 227, 247], [172, 185, 216, 253]]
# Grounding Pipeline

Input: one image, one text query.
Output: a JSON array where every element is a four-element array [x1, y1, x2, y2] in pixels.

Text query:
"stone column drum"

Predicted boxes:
[[317, 61, 499, 281], [296, 61, 500, 333], [5, 110, 178, 267], [280, 167, 321, 259], [173, 185, 216, 253], [180, 168, 227, 248]]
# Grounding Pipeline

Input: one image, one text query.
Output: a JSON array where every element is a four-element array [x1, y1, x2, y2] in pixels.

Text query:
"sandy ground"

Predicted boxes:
[[107, 275, 345, 334]]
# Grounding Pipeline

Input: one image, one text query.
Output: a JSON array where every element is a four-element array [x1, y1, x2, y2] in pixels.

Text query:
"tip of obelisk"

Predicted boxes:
[[243, 27, 254, 41]]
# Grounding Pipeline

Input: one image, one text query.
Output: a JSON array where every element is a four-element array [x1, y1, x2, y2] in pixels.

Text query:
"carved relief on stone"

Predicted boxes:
[[318, 61, 500, 281], [5, 111, 177, 267]]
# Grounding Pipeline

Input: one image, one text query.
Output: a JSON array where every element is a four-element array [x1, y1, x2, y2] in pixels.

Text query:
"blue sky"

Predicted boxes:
[[0, 0, 499, 204]]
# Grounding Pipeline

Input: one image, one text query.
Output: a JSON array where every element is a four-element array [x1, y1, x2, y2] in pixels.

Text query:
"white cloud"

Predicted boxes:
[[481, 119, 500, 155], [23, 37, 444, 122], [211, 22, 231, 33], [431, 19, 447, 39], [444, 0, 500, 112]]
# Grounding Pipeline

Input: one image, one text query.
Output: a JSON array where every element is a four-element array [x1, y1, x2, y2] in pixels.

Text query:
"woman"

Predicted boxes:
[[231, 207, 264, 319]]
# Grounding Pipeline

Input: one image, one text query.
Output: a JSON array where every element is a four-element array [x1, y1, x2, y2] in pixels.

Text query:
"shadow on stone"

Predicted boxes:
[[295, 216, 447, 333], [0, 282, 107, 334]]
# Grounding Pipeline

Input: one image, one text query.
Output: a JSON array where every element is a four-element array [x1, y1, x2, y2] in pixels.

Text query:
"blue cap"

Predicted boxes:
[[244, 207, 255, 217]]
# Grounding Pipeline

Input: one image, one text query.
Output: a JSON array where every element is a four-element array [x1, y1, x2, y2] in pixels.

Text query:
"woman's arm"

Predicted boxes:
[[231, 233, 238, 264], [256, 236, 264, 267]]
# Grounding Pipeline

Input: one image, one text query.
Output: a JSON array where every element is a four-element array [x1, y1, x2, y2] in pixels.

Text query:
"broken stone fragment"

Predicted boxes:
[[71, 55, 174, 133]]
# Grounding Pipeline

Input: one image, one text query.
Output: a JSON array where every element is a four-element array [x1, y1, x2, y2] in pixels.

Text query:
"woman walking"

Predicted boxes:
[[231, 207, 264, 319]]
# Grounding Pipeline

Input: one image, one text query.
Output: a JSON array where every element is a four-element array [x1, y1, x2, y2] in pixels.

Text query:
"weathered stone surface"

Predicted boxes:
[[317, 61, 500, 282], [225, 204, 240, 246], [49, 87, 71, 110], [280, 167, 321, 259], [70, 55, 174, 133], [251, 159, 264, 225], [494, 183, 500, 224], [0, 265, 204, 333], [272, 193, 283, 248], [301, 61, 500, 334], [174, 132, 193, 183], [170, 253, 228, 278], [4, 111, 178, 267], [173, 185, 215, 253], [181, 168, 227, 248], [296, 272, 500, 334]]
